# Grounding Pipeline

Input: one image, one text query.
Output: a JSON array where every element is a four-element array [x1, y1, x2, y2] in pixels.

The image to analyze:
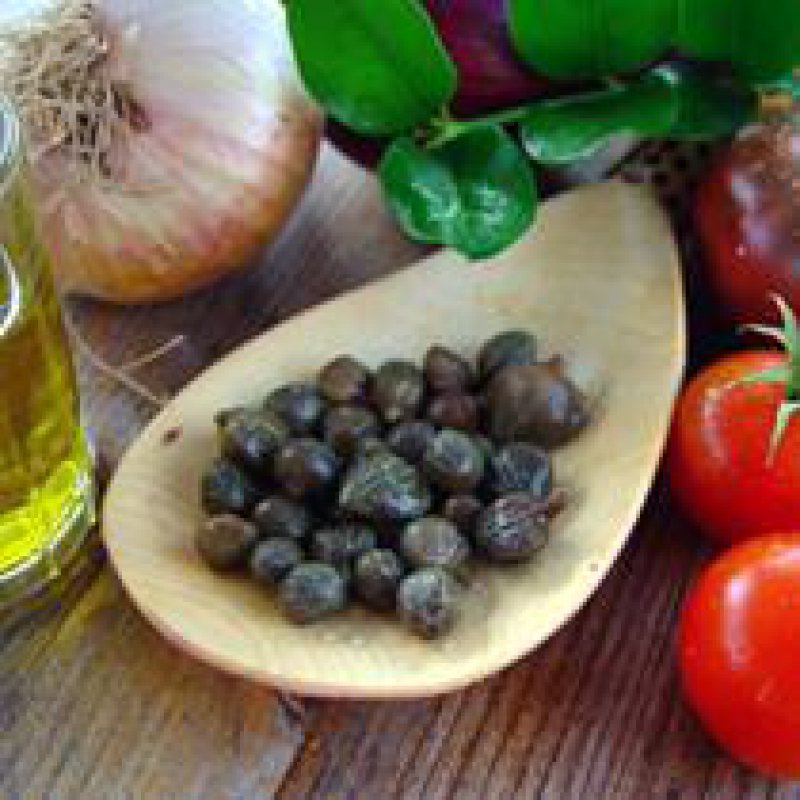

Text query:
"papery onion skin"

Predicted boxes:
[[6, 0, 322, 303]]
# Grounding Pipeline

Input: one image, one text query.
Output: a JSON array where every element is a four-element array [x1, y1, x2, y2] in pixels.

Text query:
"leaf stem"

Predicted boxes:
[[425, 104, 533, 149]]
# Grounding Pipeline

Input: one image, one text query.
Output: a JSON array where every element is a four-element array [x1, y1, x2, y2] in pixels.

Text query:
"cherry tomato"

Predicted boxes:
[[668, 349, 800, 544], [695, 121, 800, 325], [679, 534, 800, 778]]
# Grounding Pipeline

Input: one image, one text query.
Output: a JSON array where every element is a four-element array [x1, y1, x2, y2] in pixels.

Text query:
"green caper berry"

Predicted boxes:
[[311, 525, 378, 579], [422, 429, 485, 494], [265, 383, 327, 436], [197, 514, 258, 572], [250, 538, 304, 586], [324, 405, 381, 457], [371, 360, 425, 424], [478, 330, 538, 383], [201, 458, 260, 517], [216, 407, 289, 475], [475, 493, 549, 563], [489, 443, 553, 500], [279, 563, 347, 624], [397, 568, 459, 639], [401, 516, 470, 575], [273, 438, 340, 500], [354, 549, 405, 611], [253, 496, 313, 541], [318, 356, 371, 406], [424, 346, 474, 394], [386, 421, 436, 464]]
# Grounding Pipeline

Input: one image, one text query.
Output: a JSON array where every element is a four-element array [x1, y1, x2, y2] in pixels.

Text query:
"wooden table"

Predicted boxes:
[[2, 145, 798, 800]]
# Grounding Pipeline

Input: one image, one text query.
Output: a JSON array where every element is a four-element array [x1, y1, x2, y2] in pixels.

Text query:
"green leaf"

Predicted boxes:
[[508, 0, 676, 80], [660, 67, 756, 139], [520, 67, 755, 165], [508, 0, 800, 84], [675, 1, 800, 83], [519, 74, 673, 164], [378, 126, 538, 259], [286, 0, 457, 136]]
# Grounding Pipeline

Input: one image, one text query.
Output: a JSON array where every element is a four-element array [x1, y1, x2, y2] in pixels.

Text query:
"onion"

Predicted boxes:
[[0, 0, 322, 303], [424, 0, 566, 115]]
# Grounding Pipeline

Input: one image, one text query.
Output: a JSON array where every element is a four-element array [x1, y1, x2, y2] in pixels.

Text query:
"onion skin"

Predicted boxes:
[[694, 121, 800, 324], [47, 108, 322, 303], [13, 0, 323, 304], [424, 0, 564, 115]]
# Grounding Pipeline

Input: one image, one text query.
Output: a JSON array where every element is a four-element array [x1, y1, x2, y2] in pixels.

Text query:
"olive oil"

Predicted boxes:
[[0, 100, 94, 606]]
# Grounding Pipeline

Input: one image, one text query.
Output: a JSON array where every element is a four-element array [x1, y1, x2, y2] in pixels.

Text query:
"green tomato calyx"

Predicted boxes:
[[739, 295, 800, 463]]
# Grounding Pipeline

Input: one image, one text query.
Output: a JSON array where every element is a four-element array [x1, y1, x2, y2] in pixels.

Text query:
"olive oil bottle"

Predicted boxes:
[[0, 100, 94, 607]]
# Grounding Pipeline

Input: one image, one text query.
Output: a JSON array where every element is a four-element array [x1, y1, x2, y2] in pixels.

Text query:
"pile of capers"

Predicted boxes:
[[197, 330, 589, 639]]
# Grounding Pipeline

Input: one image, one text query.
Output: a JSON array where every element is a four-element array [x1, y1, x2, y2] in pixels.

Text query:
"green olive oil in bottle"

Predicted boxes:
[[0, 99, 95, 608]]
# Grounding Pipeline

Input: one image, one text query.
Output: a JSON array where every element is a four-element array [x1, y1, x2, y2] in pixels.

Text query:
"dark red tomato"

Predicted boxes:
[[695, 121, 800, 325], [679, 533, 800, 778], [668, 349, 800, 544]]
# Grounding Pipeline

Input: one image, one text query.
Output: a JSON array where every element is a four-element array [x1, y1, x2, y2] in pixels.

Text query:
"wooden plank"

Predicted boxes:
[[2, 144, 799, 799]]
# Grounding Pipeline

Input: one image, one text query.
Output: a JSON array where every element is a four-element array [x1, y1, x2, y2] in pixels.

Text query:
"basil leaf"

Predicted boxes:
[[661, 67, 756, 139], [508, 0, 675, 79], [520, 75, 673, 164], [508, 0, 800, 84], [520, 67, 755, 165], [676, 1, 800, 83], [287, 0, 457, 136], [378, 126, 538, 259]]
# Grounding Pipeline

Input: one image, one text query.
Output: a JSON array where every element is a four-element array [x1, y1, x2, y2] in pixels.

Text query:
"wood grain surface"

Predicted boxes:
[[1, 145, 799, 799]]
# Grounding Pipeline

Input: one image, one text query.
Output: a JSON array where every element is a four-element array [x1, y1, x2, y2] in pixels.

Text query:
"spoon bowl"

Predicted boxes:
[[103, 182, 685, 698]]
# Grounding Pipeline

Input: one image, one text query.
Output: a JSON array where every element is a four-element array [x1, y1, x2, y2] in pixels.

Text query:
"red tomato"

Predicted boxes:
[[695, 121, 800, 325], [679, 534, 800, 778], [668, 349, 800, 544]]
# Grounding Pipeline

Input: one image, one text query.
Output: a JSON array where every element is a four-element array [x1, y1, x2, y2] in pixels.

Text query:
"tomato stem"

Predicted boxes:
[[741, 295, 800, 461]]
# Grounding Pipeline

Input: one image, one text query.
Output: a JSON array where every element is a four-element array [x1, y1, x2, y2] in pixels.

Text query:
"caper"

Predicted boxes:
[[371, 360, 425, 424], [250, 538, 304, 586], [424, 346, 474, 394], [196, 514, 258, 571], [401, 516, 470, 575], [355, 436, 391, 460], [324, 405, 381, 457], [216, 407, 289, 476], [279, 563, 347, 624], [273, 438, 340, 500], [422, 429, 485, 494], [386, 421, 436, 464], [354, 549, 405, 611], [339, 451, 432, 525], [311, 525, 378, 580], [489, 443, 553, 500], [475, 493, 549, 563], [473, 434, 495, 462], [253, 496, 313, 542], [265, 383, 327, 436], [426, 393, 479, 432], [486, 361, 590, 447], [442, 495, 483, 539], [318, 356, 371, 406], [201, 458, 260, 516], [478, 330, 538, 382], [397, 568, 459, 639]]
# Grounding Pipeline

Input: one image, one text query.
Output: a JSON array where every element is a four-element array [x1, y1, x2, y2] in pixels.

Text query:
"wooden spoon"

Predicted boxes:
[[103, 181, 685, 699]]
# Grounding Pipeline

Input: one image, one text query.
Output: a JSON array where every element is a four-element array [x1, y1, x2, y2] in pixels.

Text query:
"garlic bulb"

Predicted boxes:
[[0, 0, 322, 303]]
